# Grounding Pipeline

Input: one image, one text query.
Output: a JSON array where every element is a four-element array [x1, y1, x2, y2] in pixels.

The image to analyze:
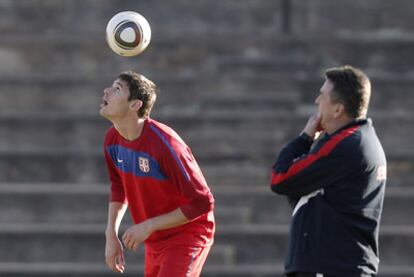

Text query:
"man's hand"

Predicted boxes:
[[122, 221, 153, 252], [105, 235, 125, 273], [302, 112, 322, 139]]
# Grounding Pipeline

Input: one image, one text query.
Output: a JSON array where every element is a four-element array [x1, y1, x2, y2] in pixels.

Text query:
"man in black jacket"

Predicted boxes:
[[270, 65, 387, 277]]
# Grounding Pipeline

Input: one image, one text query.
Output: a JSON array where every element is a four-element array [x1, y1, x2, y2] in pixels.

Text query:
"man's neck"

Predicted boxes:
[[113, 117, 146, 141], [325, 117, 354, 135]]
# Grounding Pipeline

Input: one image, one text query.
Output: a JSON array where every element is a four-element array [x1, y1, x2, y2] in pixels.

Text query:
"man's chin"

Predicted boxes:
[[99, 109, 111, 120], [317, 121, 324, 132]]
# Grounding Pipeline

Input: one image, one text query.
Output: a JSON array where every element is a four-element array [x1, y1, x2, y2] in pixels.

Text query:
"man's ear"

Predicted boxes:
[[129, 100, 143, 112], [333, 103, 345, 119]]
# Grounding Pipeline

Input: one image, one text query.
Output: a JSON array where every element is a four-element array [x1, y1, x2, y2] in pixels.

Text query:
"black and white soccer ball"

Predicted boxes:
[[106, 11, 151, 57]]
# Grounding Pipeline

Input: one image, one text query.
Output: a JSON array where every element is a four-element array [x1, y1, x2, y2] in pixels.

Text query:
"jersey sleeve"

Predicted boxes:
[[270, 128, 359, 198], [160, 139, 214, 220], [104, 131, 127, 204]]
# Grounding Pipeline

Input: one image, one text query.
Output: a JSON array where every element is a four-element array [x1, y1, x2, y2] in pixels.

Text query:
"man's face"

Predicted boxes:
[[100, 79, 131, 120], [315, 79, 338, 130]]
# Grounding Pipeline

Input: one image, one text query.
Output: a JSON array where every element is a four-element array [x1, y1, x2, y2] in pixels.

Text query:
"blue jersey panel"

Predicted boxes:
[[106, 145, 167, 180]]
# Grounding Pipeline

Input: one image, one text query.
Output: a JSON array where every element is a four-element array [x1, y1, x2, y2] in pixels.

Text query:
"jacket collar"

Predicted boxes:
[[330, 118, 370, 137]]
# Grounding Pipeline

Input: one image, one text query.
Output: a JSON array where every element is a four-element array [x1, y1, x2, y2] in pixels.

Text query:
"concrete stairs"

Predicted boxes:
[[0, 184, 413, 276], [1, 0, 414, 276]]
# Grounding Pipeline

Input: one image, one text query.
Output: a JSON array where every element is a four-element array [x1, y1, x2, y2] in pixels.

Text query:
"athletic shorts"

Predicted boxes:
[[144, 244, 211, 277]]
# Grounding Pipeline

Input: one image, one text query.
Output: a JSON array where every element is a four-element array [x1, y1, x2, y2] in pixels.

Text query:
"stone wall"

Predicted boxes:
[[0, 1, 413, 276]]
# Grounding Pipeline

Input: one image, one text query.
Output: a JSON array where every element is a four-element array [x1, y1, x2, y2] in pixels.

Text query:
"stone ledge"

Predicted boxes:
[[0, 109, 413, 122], [1, 182, 412, 196], [0, 262, 412, 276], [1, 223, 413, 236], [0, 145, 412, 160], [2, 72, 414, 84]]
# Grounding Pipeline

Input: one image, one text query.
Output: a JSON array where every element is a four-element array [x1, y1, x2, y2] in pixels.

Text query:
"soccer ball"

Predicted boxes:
[[106, 11, 151, 57]]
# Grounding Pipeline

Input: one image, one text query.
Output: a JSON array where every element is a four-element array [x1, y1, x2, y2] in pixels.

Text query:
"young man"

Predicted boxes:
[[270, 66, 387, 277], [100, 71, 215, 276]]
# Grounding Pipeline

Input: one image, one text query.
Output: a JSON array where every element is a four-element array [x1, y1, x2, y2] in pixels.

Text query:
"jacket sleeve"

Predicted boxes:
[[270, 131, 359, 198]]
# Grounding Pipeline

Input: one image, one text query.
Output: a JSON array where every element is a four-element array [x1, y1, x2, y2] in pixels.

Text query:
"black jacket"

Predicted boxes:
[[271, 119, 387, 276]]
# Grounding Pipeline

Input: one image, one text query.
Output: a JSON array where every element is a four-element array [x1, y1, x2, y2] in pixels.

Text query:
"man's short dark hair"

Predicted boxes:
[[118, 71, 157, 118], [325, 65, 371, 119]]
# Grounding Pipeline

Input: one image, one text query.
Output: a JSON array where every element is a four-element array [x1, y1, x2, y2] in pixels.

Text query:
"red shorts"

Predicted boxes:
[[144, 244, 211, 277]]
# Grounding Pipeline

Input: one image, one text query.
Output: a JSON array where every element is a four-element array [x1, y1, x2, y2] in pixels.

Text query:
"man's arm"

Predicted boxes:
[[122, 208, 189, 251], [153, 127, 214, 221], [121, 143, 211, 251], [121, 129, 214, 251], [103, 132, 129, 273], [270, 113, 359, 197], [147, 207, 189, 230], [106, 201, 128, 237], [271, 144, 345, 197], [105, 202, 127, 273], [165, 145, 214, 220]]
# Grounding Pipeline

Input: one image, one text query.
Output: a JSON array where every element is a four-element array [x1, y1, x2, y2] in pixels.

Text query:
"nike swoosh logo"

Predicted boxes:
[[117, 158, 123, 163]]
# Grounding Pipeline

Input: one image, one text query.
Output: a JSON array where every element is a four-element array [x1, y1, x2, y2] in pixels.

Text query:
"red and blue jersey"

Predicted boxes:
[[103, 118, 214, 249]]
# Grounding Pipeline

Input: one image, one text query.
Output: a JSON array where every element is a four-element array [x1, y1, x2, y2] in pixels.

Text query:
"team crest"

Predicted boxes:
[[377, 165, 387, 181], [138, 157, 150, 173]]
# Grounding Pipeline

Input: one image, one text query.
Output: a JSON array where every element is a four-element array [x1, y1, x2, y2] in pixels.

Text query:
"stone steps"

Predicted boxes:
[[3, 0, 414, 38], [0, 146, 411, 184], [0, 35, 315, 78], [0, 183, 252, 225], [0, 1, 413, 277], [217, 224, 414, 266], [0, 222, 234, 265], [0, 77, 300, 113], [2, 31, 414, 78], [0, 0, 285, 38], [290, 0, 414, 36], [1, 262, 414, 277], [0, 109, 411, 153], [216, 186, 414, 225], [0, 115, 297, 152], [1, 73, 413, 114], [308, 35, 414, 75], [0, 223, 283, 265], [0, 184, 411, 226], [0, 223, 413, 267]]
